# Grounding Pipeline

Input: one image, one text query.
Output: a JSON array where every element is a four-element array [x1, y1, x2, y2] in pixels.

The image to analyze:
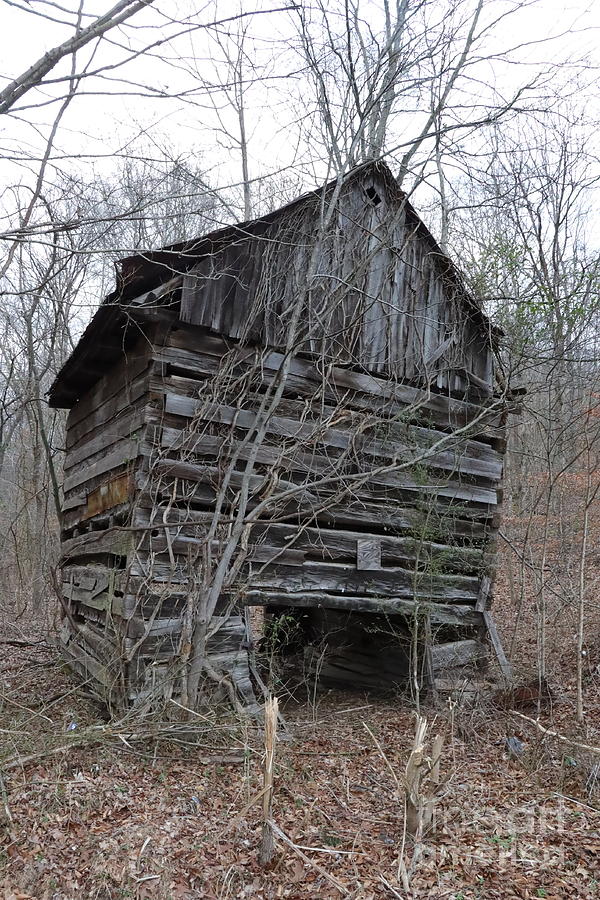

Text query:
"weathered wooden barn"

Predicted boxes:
[[49, 160, 509, 712]]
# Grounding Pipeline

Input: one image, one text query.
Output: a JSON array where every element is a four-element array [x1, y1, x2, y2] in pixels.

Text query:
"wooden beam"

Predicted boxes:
[[244, 590, 482, 627], [482, 611, 512, 682], [475, 575, 492, 611], [430, 639, 481, 672]]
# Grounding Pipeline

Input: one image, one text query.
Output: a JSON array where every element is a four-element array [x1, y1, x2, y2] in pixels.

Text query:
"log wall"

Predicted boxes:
[[57, 312, 503, 707], [57, 311, 504, 706], [54, 161, 506, 708]]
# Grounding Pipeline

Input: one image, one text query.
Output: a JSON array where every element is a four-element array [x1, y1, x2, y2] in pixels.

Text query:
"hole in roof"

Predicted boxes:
[[365, 186, 381, 207]]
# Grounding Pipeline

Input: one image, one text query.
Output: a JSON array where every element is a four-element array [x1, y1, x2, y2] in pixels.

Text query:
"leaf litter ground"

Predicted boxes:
[[2, 641, 600, 900], [3, 486, 600, 899]]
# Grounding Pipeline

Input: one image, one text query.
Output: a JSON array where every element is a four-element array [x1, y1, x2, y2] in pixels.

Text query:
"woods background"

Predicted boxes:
[[3, 2, 600, 898], [2, 0, 599, 705]]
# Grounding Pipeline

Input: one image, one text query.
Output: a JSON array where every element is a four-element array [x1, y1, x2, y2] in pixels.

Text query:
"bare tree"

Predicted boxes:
[[288, 0, 565, 190], [0, 148, 218, 624], [0, 0, 156, 116], [454, 113, 600, 702]]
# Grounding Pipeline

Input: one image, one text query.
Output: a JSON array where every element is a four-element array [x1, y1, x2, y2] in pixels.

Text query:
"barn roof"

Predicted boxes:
[[48, 160, 491, 408]]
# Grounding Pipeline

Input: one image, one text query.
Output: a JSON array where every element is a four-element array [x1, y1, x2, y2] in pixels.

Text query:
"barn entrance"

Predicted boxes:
[[253, 607, 422, 695]]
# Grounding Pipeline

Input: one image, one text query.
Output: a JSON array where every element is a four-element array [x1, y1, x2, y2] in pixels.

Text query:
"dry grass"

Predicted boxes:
[[1, 634, 600, 899], [3, 481, 600, 897]]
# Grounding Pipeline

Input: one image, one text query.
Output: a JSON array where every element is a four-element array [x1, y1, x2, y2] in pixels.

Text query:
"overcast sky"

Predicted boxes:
[[1, 0, 600, 246], [1, 0, 599, 340], [1, 1, 598, 167]]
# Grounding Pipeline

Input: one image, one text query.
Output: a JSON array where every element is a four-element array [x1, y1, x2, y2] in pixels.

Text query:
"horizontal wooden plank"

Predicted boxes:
[[162, 372, 500, 465], [125, 615, 184, 640], [66, 336, 152, 432], [430, 639, 481, 672], [151, 459, 319, 505], [125, 613, 249, 657], [159, 427, 498, 506], [163, 394, 503, 481], [62, 497, 131, 533], [314, 498, 487, 539], [61, 527, 134, 562], [63, 439, 143, 493], [150, 459, 494, 527], [64, 408, 148, 472], [160, 367, 498, 452], [62, 493, 86, 512], [133, 512, 484, 573], [245, 590, 483, 627], [243, 560, 479, 602], [66, 369, 151, 451], [145, 533, 479, 575], [136, 475, 489, 539], [144, 534, 307, 568], [137, 478, 488, 539], [162, 326, 503, 434]]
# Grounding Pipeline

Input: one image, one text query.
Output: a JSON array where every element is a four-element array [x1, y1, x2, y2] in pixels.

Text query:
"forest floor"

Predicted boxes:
[[3, 501, 600, 898]]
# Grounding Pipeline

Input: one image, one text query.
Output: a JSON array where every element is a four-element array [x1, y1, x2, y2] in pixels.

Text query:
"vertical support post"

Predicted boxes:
[[259, 695, 278, 866]]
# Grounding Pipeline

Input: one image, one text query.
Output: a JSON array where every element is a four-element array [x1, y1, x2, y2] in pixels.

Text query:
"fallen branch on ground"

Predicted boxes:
[[1, 723, 244, 771], [0, 771, 12, 825], [0, 638, 51, 647], [269, 820, 350, 895], [512, 712, 600, 756]]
